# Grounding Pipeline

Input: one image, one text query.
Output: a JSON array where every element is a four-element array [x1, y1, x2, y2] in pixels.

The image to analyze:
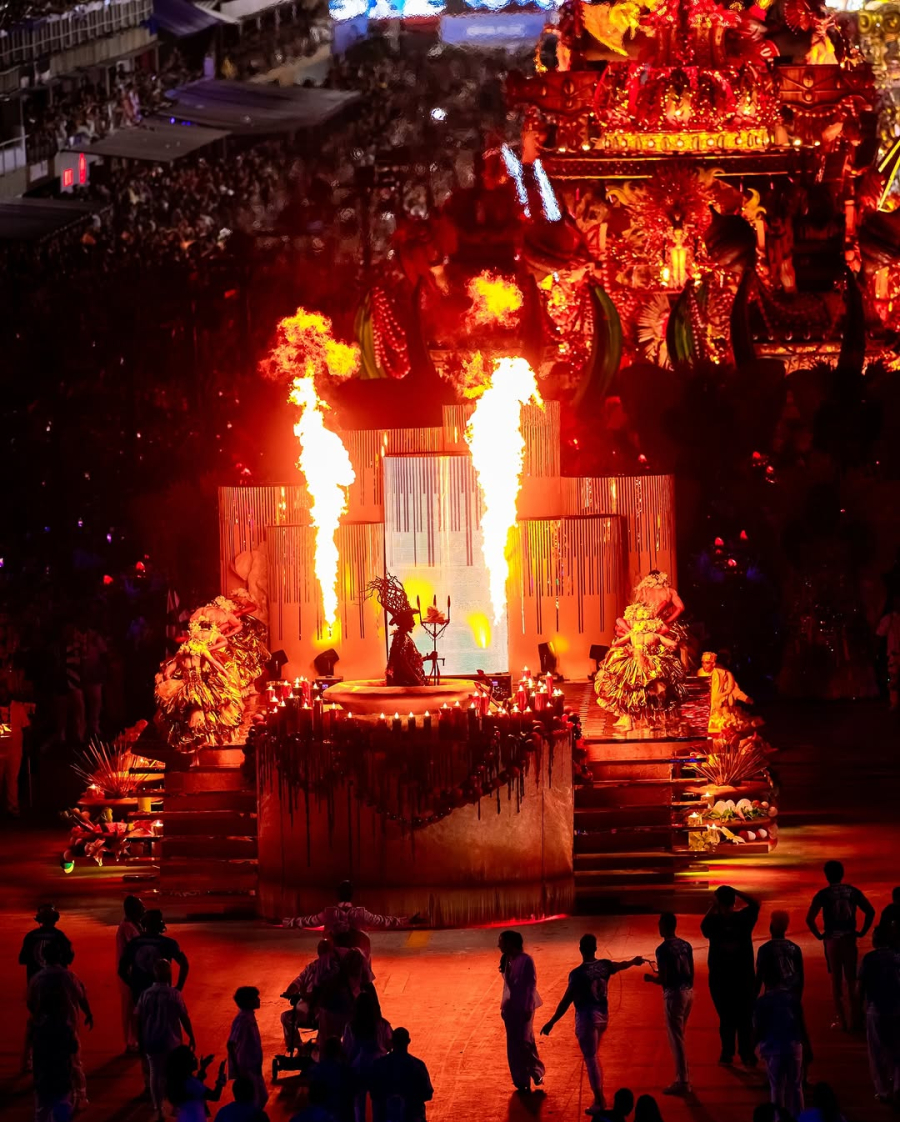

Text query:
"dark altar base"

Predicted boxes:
[[253, 713, 575, 926]]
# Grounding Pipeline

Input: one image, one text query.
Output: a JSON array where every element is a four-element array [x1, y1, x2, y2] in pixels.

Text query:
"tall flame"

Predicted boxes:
[[465, 272, 524, 331], [264, 308, 360, 633], [289, 376, 355, 632], [465, 357, 542, 625]]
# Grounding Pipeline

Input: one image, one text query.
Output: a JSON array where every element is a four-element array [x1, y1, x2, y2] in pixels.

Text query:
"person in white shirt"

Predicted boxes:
[[136, 959, 194, 1122], [282, 880, 420, 965], [280, 939, 340, 1050], [498, 930, 545, 1094]]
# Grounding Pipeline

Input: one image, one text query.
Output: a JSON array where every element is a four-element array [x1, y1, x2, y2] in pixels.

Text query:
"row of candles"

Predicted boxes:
[[261, 670, 566, 741]]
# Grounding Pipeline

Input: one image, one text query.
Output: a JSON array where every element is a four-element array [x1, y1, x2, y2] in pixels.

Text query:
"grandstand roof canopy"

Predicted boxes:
[[68, 120, 229, 163], [0, 198, 101, 242], [163, 79, 360, 135]]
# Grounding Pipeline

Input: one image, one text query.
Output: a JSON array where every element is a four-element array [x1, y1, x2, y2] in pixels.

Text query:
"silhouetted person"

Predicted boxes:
[[633, 1095, 665, 1122], [701, 884, 760, 1065], [227, 986, 266, 1110], [137, 959, 194, 1122], [309, 1037, 353, 1122], [19, 905, 74, 982], [542, 933, 642, 1113], [858, 924, 900, 1102], [806, 860, 875, 1030], [370, 1026, 434, 1122], [880, 887, 900, 948], [757, 911, 804, 997], [216, 1075, 271, 1121], [599, 1087, 634, 1122], [117, 894, 144, 1052], [28, 938, 92, 1112], [291, 1079, 337, 1122], [754, 967, 806, 1118], [32, 988, 78, 1122], [498, 930, 545, 1094], [797, 1080, 847, 1122], [343, 989, 393, 1122], [119, 909, 189, 1003], [644, 912, 694, 1094], [165, 1045, 226, 1121]]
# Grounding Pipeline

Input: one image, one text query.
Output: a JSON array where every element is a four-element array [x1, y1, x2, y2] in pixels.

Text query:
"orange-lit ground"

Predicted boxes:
[[1, 700, 898, 1122]]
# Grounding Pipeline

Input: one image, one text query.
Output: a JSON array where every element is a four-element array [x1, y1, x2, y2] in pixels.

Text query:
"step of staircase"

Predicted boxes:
[[162, 790, 257, 812], [575, 805, 672, 829], [159, 835, 258, 859], [131, 809, 258, 833], [159, 856, 259, 891], [574, 850, 700, 871], [575, 826, 673, 852], [165, 767, 251, 795]]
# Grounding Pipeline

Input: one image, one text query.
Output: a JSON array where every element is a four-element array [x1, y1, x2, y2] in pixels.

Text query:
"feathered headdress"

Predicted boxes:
[[366, 574, 419, 625]]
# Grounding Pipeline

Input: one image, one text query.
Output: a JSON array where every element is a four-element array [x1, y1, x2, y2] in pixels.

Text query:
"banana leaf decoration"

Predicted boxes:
[[730, 267, 757, 368], [666, 278, 710, 368], [836, 265, 865, 379], [354, 291, 386, 380], [572, 283, 623, 411]]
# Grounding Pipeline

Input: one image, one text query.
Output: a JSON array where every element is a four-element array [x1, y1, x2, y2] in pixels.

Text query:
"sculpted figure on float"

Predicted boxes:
[[366, 574, 427, 687]]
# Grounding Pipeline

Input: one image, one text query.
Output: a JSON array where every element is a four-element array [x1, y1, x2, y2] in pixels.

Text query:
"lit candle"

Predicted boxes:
[[534, 687, 548, 712], [407, 711, 416, 734], [313, 696, 324, 734], [299, 704, 312, 733], [423, 710, 432, 737], [393, 712, 403, 735], [440, 703, 451, 740], [279, 680, 292, 701], [467, 702, 479, 736], [544, 672, 554, 693], [515, 682, 528, 710]]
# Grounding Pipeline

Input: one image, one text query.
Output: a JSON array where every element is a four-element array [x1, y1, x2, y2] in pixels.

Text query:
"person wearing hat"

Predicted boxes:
[[119, 910, 189, 1004], [19, 905, 74, 983]]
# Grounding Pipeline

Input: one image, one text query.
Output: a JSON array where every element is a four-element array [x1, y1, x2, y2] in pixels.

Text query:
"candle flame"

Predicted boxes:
[[466, 357, 542, 624]]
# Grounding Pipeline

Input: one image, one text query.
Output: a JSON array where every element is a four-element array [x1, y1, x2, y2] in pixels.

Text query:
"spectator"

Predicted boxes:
[[27, 939, 93, 1112], [137, 959, 195, 1122], [227, 987, 266, 1110], [343, 989, 393, 1122], [633, 1096, 665, 1122], [599, 1087, 635, 1122], [857, 924, 900, 1102], [31, 988, 79, 1122], [370, 1026, 434, 1122], [797, 1082, 847, 1122], [541, 933, 643, 1113], [165, 1045, 226, 1121], [757, 911, 804, 997], [117, 894, 145, 1052], [879, 886, 900, 945], [119, 909, 189, 1002], [806, 860, 875, 1030], [215, 1076, 271, 1121], [644, 912, 694, 1095], [19, 904, 74, 982], [497, 929, 544, 1095], [701, 885, 760, 1066], [754, 969, 806, 1117], [309, 1036, 354, 1122]]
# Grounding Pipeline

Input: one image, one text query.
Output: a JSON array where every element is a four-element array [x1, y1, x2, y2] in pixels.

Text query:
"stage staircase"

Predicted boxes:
[[144, 744, 259, 919], [565, 678, 713, 914]]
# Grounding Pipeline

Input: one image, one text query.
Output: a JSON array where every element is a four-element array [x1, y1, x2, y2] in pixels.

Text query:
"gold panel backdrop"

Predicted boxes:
[[266, 522, 386, 679], [218, 485, 309, 593], [562, 474, 677, 590], [507, 516, 627, 679], [442, 401, 561, 477]]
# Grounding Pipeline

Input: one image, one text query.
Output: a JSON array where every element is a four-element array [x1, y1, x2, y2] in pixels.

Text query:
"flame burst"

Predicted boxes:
[[265, 308, 359, 633], [465, 272, 524, 330], [466, 357, 542, 625], [289, 377, 355, 632]]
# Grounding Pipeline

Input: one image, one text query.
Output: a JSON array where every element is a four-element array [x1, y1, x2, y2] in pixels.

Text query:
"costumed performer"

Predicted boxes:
[[698, 651, 762, 735], [595, 603, 686, 731], [154, 621, 243, 752]]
